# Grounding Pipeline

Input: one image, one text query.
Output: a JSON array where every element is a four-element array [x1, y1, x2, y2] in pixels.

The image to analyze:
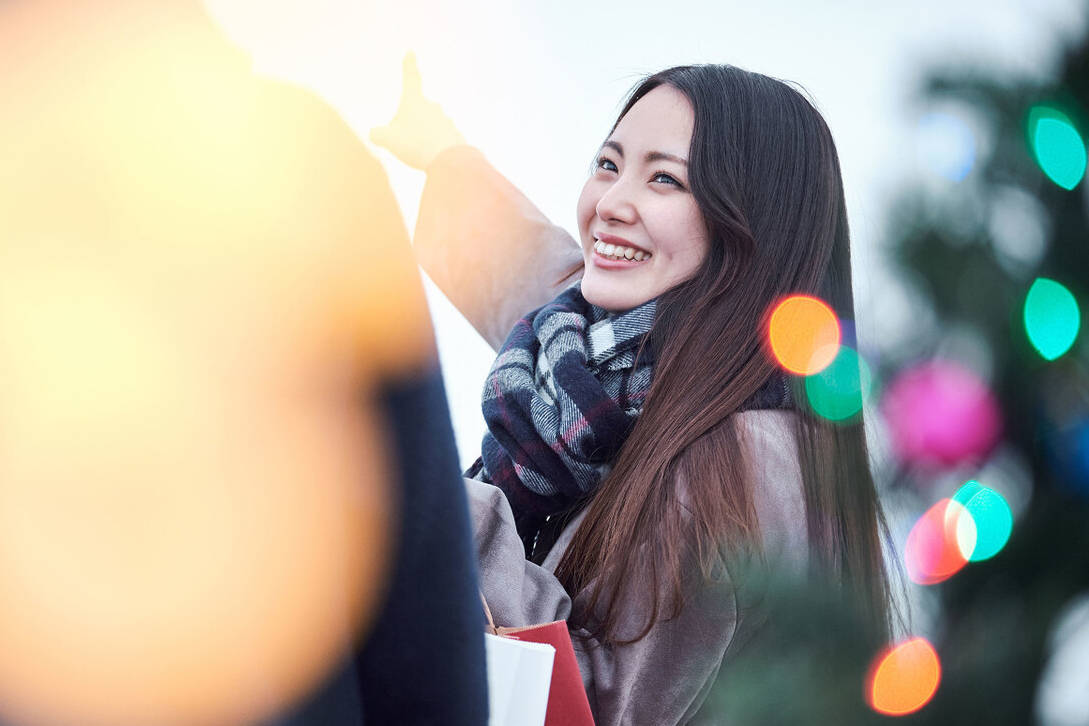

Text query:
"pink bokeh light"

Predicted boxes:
[[904, 498, 973, 585], [881, 360, 1002, 468]]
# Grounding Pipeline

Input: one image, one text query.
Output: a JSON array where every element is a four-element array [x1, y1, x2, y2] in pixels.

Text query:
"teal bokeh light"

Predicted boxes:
[[1028, 105, 1087, 190], [952, 480, 1013, 561], [803, 345, 873, 422], [1024, 278, 1080, 361]]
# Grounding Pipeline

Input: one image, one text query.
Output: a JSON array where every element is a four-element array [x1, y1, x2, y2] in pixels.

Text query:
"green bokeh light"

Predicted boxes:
[[952, 480, 1013, 561], [1024, 278, 1080, 361], [803, 346, 873, 422], [1028, 105, 1087, 190]]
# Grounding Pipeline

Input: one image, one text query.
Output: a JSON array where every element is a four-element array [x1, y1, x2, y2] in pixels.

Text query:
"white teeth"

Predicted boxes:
[[593, 239, 651, 261]]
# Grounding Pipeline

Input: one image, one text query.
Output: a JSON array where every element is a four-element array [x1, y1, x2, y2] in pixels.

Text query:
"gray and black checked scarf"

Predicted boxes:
[[465, 278, 795, 556], [464, 279, 656, 549]]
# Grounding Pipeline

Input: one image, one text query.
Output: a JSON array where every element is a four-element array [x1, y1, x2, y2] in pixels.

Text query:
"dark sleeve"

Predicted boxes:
[[354, 365, 490, 725], [269, 366, 489, 726]]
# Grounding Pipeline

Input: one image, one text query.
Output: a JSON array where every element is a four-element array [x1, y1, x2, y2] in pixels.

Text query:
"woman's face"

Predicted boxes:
[[577, 84, 710, 312]]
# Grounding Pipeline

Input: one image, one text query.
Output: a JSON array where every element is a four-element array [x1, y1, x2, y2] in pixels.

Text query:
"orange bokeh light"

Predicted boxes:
[[866, 637, 941, 716], [766, 295, 841, 375], [904, 499, 975, 585]]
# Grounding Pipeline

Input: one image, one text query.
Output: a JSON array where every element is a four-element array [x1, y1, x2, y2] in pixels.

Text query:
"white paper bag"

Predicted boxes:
[[484, 632, 556, 726]]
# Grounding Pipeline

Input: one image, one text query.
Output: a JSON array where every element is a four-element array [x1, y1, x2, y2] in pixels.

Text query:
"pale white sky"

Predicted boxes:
[[203, 0, 1085, 469]]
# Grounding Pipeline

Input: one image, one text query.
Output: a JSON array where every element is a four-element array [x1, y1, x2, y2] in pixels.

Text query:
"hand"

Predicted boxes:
[[370, 51, 468, 171]]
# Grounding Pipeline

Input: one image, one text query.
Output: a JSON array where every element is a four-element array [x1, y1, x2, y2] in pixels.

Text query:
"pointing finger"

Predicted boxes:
[[402, 50, 422, 98]]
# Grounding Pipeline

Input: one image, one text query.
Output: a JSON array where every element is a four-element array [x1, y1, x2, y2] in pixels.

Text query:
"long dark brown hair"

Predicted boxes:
[[553, 64, 897, 646]]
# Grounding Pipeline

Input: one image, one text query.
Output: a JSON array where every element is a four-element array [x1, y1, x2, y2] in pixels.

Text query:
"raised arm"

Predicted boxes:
[[371, 52, 584, 350]]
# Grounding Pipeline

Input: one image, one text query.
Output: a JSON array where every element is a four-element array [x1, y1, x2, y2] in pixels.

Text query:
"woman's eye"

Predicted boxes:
[[595, 156, 617, 172], [595, 156, 683, 188]]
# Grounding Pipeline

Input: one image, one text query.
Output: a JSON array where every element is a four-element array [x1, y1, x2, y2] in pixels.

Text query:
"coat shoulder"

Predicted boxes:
[[732, 409, 809, 575]]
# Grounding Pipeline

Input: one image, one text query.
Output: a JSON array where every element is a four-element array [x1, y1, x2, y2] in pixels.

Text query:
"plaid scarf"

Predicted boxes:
[[465, 280, 656, 547]]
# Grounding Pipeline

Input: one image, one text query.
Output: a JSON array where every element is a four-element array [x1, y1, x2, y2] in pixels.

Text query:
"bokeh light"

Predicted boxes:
[[1027, 105, 1087, 191], [1035, 593, 1089, 726], [1047, 417, 1089, 498], [917, 110, 976, 182], [881, 360, 1002, 468], [951, 480, 1013, 561], [867, 637, 942, 716], [972, 445, 1035, 522], [1023, 278, 1081, 361], [766, 295, 841, 375], [802, 345, 874, 422], [987, 184, 1049, 273], [904, 498, 974, 585]]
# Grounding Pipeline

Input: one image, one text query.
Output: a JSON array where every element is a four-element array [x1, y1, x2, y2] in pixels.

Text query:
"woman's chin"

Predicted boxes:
[[581, 277, 647, 313]]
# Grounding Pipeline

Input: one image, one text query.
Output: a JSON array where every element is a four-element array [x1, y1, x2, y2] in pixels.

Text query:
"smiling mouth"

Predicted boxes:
[[592, 239, 652, 262]]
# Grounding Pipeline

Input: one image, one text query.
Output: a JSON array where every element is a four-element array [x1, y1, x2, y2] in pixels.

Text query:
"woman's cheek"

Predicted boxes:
[[575, 183, 597, 233]]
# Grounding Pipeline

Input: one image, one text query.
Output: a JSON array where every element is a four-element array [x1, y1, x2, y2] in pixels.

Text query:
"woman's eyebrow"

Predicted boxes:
[[602, 139, 688, 166]]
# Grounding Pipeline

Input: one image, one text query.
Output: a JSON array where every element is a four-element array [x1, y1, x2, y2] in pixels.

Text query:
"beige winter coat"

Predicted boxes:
[[464, 409, 809, 725]]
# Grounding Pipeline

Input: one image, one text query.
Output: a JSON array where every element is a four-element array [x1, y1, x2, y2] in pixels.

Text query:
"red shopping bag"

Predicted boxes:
[[482, 594, 596, 726]]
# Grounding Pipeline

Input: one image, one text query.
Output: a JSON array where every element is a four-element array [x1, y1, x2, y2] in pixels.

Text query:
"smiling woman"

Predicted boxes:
[[578, 85, 710, 312], [373, 56, 898, 726]]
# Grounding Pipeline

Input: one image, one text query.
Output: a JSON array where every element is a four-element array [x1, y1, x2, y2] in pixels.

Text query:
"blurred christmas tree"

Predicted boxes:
[[707, 11, 1089, 725], [885, 11, 1089, 722]]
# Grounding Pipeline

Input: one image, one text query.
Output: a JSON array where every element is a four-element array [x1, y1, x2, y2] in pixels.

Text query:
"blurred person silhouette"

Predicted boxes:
[[0, 2, 485, 725]]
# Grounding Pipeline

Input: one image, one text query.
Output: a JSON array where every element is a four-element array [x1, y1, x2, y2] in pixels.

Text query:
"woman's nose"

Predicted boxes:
[[594, 176, 638, 224]]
